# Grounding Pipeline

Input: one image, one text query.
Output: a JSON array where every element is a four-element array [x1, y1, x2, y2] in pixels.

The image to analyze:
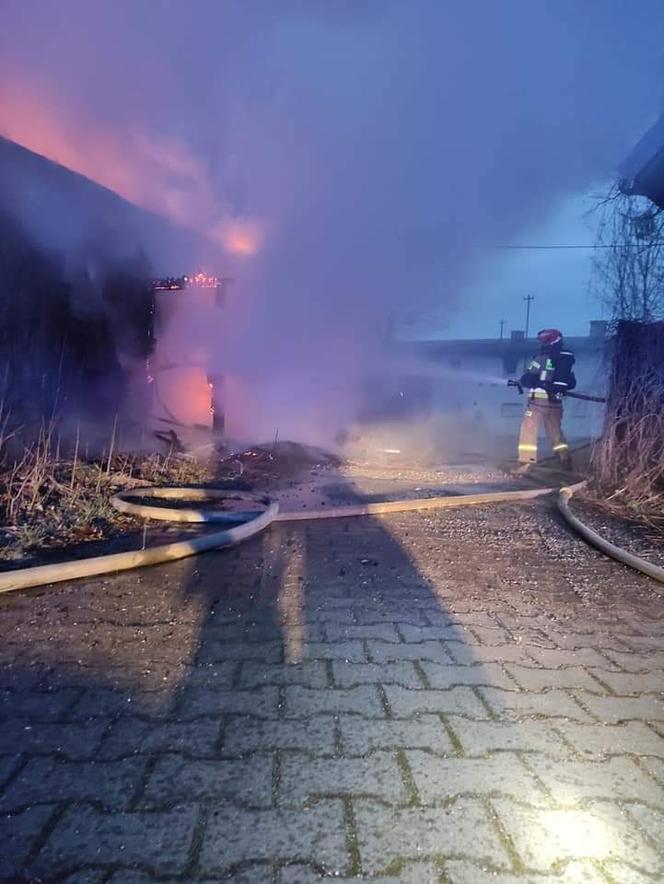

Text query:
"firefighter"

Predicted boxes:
[[515, 328, 576, 473]]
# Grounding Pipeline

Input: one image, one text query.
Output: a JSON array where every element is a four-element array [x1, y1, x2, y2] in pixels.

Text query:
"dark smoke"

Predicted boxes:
[[1, 1, 663, 445]]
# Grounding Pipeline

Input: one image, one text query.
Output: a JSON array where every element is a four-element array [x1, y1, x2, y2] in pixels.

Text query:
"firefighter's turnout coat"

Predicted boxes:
[[517, 344, 576, 465]]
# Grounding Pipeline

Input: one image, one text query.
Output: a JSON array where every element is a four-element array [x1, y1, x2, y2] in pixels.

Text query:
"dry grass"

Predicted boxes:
[[0, 433, 212, 560], [590, 320, 664, 524]]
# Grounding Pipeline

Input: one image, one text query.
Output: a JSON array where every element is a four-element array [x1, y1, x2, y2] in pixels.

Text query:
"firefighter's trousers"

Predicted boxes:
[[518, 399, 570, 466]]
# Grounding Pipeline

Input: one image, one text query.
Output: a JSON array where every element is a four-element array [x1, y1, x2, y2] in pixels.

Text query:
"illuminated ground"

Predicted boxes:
[[1, 489, 663, 881]]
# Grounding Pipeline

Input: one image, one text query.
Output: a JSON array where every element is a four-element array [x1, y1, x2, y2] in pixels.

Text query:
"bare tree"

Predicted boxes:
[[591, 186, 664, 323]]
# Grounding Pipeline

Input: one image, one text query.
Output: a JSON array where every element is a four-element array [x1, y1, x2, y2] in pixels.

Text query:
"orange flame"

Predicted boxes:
[[213, 219, 263, 256]]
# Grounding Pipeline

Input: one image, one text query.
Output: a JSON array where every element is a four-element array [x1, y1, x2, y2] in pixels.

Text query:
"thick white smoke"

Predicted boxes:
[[1, 0, 663, 445]]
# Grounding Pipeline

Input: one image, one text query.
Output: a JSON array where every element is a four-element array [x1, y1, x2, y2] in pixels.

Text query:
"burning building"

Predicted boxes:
[[148, 273, 231, 446], [0, 136, 223, 450]]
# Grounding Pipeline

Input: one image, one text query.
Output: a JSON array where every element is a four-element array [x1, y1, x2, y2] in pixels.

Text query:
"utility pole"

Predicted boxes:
[[523, 295, 535, 338], [499, 319, 505, 340]]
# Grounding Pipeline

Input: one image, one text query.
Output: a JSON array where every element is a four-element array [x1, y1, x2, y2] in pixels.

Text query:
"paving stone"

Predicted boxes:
[[368, 640, 451, 664], [199, 801, 348, 874], [198, 621, 285, 643], [279, 862, 441, 882], [238, 660, 328, 689], [0, 664, 48, 691], [626, 803, 664, 847], [353, 799, 508, 874], [332, 661, 421, 688], [0, 754, 21, 787], [100, 717, 220, 758], [407, 751, 544, 802], [0, 756, 145, 811], [339, 715, 453, 754], [177, 686, 280, 718], [602, 863, 657, 884], [596, 650, 664, 672], [641, 755, 664, 782], [588, 669, 664, 696], [383, 686, 487, 718], [0, 688, 80, 722], [0, 718, 109, 760], [355, 608, 432, 627], [220, 870, 274, 884], [326, 623, 401, 642], [421, 662, 515, 690], [554, 721, 664, 759], [280, 621, 328, 642], [399, 625, 475, 643], [445, 859, 606, 883], [70, 688, 174, 720], [479, 688, 591, 722], [301, 641, 367, 662], [528, 755, 664, 804], [223, 715, 335, 755], [31, 804, 198, 876], [493, 799, 660, 873], [444, 643, 537, 666], [177, 662, 238, 689], [523, 647, 617, 670], [61, 873, 108, 884], [301, 608, 357, 625], [448, 717, 570, 756], [610, 634, 664, 653], [542, 630, 630, 651], [579, 694, 664, 723], [505, 665, 605, 693], [143, 754, 273, 807], [197, 640, 283, 664], [0, 804, 56, 877], [106, 866, 224, 884], [465, 626, 518, 646], [285, 685, 383, 717], [281, 752, 407, 805]]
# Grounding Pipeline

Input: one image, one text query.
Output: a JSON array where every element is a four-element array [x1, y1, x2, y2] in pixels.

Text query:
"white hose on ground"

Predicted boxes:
[[558, 481, 664, 586], [0, 485, 553, 595], [2, 480, 660, 595], [0, 493, 278, 596]]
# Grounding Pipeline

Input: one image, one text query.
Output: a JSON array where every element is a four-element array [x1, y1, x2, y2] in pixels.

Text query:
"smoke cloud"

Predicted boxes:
[[1, 0, 663, 445]]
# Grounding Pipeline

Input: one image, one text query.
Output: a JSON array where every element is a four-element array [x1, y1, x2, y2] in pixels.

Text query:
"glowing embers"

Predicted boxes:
[[152, 272, 221, 291]]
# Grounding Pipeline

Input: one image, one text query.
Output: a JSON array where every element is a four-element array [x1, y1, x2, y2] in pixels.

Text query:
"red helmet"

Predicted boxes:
[[537, 328, 562, 346]]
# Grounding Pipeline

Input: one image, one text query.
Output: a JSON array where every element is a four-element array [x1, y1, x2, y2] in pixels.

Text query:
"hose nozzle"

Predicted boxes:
[[508, 379, 524, 395]]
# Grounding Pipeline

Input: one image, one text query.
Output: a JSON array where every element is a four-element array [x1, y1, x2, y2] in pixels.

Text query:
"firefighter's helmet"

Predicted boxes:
[[537, 328, 562, 346]]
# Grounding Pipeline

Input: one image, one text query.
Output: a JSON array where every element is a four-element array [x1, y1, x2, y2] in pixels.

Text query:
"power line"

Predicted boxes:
[[496, 243, 664, 250]]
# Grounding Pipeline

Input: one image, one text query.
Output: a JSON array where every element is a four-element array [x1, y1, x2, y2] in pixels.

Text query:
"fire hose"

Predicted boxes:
[[0, 473, 660, 596], [507, 379, 606, 402], [0, 485, 553, 595], [558, 481, 664, 585]]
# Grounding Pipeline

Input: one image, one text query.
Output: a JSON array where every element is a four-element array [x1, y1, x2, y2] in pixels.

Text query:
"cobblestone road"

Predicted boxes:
[[1, 499, 663, 882]]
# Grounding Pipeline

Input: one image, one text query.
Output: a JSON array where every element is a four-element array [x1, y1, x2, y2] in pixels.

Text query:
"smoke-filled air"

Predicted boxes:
[[1, 0, 664, 448]]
